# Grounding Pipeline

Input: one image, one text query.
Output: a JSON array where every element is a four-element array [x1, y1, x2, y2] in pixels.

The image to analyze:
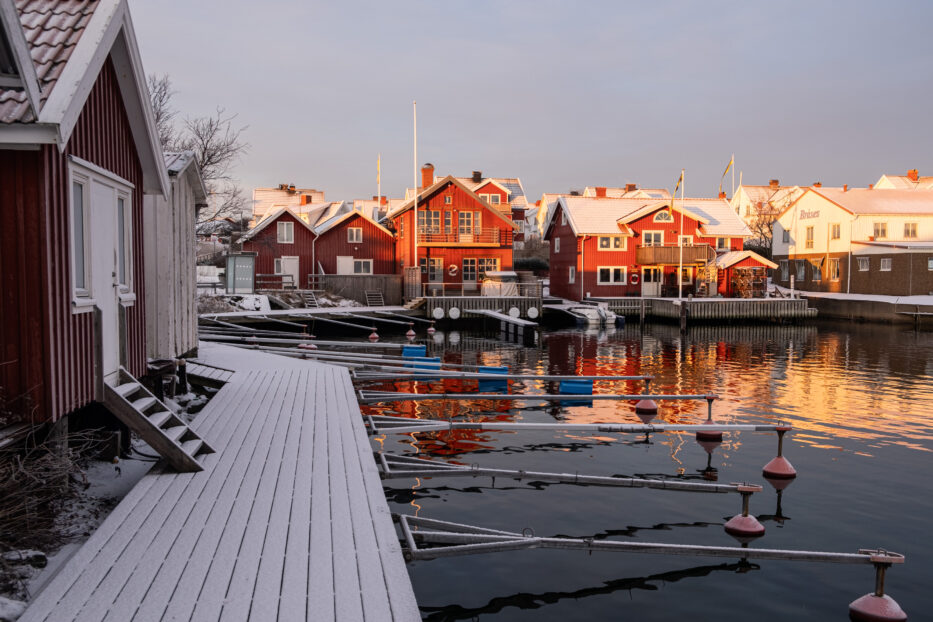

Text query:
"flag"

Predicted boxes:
[[671, 170, 683, 209], [719, 155, 733, 195], [376, 154, 381, 186]]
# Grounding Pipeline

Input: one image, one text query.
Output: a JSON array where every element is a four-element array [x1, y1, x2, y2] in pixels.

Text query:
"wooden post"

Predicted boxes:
[[680, 298, 688, 334], [177, 359, 188, 395], [639, 297, 646, 324]]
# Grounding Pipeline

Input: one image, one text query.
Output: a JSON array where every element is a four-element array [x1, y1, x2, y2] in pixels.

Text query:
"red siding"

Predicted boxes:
[[1, 57, 147, 423], [243, 212, 316, 284], [315, 214, 396, 274]]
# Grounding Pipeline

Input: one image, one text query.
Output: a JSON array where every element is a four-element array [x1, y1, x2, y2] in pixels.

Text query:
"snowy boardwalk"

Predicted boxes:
[[21, 344, 419, 621]]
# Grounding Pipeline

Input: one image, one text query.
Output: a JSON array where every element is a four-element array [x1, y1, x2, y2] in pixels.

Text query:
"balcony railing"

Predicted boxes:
[[417, 227, 505, 245], [635, 244, 716, 265]]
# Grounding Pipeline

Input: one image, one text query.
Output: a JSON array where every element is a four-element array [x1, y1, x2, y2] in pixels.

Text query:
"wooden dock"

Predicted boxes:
[[21, 344, 419, 622], [591, 297, 816, 321]]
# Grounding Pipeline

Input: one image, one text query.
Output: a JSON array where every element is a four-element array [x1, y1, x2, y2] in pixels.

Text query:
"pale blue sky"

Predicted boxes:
[[129, 1, 933, 202]]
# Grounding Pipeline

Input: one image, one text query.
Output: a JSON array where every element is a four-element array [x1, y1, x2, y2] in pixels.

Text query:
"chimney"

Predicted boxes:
[[421, 163, 435, 189], [868, 184, 873, 190], [769, 179, 779, 190], [472, 170, 483, 183], [299, 194, 312, 205], [813, 182, 822, 188], [381, 196, 387, 206], [843, 184, 848, 192], [570, 190, 581, 196], [288, 184, 296, 193], [595, 186, 607, 198], [625, 183, 637, 192], [907, 169, 919, 182], [718, 191, 727, 199]]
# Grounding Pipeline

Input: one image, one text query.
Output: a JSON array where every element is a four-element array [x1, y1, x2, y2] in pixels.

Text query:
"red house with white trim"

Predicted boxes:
[[545, 196, 769, 300], [0, 0, 169, 423], [390, 165, 518, 294], [241, 202, 396, 288]]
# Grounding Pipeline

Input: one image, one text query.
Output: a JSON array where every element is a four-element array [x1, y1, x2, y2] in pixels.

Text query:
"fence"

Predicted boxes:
[[310, 274, 403, 306]]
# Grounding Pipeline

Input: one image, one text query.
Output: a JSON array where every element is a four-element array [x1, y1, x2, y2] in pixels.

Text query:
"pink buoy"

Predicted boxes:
[[764, 474, 794, 491], [634, 399, 658, 424], [696, 439, 721, 455], [427, 322, 436, 335], [368, 331, 379, 342], [406, 325, 416, 338], [848, 594, 907, 622], [724, 485, 765, 542], [763, 426, 797, 479], [696, 396, 722, 441]]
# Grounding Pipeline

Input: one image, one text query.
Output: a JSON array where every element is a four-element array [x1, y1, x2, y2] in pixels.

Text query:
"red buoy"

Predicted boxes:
[[368, 331, 379, 342], [298, 342, 318, 350], [724, 485, 765, 542], [427, 322, 436, 335], [696, 425, 724, 442], [634, 399, 658, 424], [763, 426, 797, 479], [696, 439, 722, 455], [764, 474, 794, 491], [848, 594, 907, 622], [406, 325, 416, 338]]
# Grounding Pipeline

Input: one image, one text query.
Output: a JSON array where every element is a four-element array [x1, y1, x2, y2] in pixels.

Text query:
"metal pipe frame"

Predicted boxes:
[[352, 370, 653, 383], [359, 390, 717, 403], [378, 453, 757, 495], [364, 414, 790, 435], [397, 515, 905, 565]]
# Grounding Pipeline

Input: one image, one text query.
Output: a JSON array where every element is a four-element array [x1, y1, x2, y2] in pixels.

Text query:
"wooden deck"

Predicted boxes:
[[21, 344, 419, 622]]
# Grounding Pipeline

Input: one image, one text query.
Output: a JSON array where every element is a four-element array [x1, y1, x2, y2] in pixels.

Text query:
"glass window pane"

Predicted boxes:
[[73, 181, 85, 290], [117, 197, 126, 285]]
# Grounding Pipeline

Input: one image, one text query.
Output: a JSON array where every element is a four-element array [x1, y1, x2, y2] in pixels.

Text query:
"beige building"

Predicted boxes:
[[730, 180, 806, 244], [251, 184, 325, 225]]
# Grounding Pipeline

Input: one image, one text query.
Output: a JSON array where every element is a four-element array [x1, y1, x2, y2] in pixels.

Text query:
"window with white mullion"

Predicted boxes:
[[347, 227, 362, 243], [597, 266, 627, 284], [277, 221, 294, 243], [71, 178, 90, 297], [116, 193, 132, 291]]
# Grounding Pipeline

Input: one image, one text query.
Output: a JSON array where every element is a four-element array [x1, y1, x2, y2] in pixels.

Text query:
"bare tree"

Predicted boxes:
[[147, 75, 250, 224]]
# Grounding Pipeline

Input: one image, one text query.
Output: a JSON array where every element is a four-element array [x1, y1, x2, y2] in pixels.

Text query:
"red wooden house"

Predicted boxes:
[[545, 196, 769, 300], [241, 202, 396, 288], [1, 0, 169, 424], [390, 165, 518, 294]]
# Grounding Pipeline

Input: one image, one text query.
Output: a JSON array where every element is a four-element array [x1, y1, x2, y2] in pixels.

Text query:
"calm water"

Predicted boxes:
[[364, 322, 933, 621]]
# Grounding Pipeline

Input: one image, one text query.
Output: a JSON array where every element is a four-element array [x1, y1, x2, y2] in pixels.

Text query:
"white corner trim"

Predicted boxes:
[[69, 155, 135, 189], [0, 1, 41, 118], [0, 123, 59, 144], [71, 297, 97, 314]]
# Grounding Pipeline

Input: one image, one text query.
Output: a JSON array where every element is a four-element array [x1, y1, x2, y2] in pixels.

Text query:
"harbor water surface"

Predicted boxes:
[[365, 321, 933, 621]]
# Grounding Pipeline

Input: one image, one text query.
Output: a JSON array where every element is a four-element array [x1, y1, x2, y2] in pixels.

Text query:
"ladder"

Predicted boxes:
[[302, 290, 321, 308], [103, 368, 214, 472], [365, 290, 385, 307]]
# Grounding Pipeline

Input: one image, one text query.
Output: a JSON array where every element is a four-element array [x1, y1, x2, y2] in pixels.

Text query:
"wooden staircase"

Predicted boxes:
[[365, 290, 385, 307], [301, 290, 321, 308], [103, 368, 214, 472], [404, 297, 425, 310]]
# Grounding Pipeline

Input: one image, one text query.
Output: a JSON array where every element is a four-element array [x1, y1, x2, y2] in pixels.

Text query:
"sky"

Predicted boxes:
[[129, 1, 933, 204]]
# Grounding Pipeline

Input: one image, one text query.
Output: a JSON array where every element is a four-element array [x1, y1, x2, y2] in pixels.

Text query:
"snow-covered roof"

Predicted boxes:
[[674, 198, 752, 237], [390, 175, 518, 230], [851, 240, 933, 249], [715, 250, 777, 270], [240, 206, 318, 241], [163, 151, 208, 204], [810, 187, 933, 215], [582, 187, 672, 199], [453, 176, 527, 209], [313, 207, 394, 238], [875, 174, 933, 190]]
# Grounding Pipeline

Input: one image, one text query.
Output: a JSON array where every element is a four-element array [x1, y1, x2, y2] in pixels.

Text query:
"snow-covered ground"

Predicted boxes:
[[773, 284, 933, 305]]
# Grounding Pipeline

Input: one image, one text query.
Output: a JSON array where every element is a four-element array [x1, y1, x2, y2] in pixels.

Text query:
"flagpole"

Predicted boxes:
[[413, 101, 418, 270], [731, 153, 735, 197], [678, 168, 685, 299], [377, 153, 381, 207]]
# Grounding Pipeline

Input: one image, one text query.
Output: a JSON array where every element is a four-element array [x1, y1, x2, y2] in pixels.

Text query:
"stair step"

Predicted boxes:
[[180, 438, 203, 456], [148, 410, 174, 428], [114, 382, 139, 398], [164, 425, 187, 442], [131, 396, 157, 413]]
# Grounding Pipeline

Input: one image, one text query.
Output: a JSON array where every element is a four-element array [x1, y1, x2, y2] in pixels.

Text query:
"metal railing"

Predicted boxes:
[[417, 227, 503, 245], [635, 244, 716, 265], [421, 281, 542, 297], [255, 273, 296, 290]]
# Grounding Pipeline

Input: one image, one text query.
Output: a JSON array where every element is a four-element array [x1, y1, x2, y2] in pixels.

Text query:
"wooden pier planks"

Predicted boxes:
[[20, 346, 419, 622]]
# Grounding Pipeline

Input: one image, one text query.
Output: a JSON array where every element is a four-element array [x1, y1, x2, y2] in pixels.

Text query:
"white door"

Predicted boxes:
[[336, 256, 354, 275], [90, 179, 120, 381], [279, 256, 299, 288], [641, 267, 661, 297]]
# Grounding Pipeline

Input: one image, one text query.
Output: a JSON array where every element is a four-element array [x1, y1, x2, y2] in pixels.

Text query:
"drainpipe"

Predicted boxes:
[[846, 218, 853, 294], [311, 231, 318, 288], [580, 235, 586, 301]]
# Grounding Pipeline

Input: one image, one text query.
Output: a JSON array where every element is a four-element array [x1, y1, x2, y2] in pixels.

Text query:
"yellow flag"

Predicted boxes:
[[671, 170, 683, 209], [719, 156, 733, 195]]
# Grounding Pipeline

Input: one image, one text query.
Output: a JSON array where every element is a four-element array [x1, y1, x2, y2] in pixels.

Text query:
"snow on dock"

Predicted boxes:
[[21, 343, 419, 622]]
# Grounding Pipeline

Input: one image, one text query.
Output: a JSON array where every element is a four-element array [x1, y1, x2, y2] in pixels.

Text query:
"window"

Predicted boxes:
[[458, 211, 473, 236], [782, 229, 790, 243], [805, 226, 814, 249], [444, 212, 452, 234], [905, 223, 918, 239], [779, 260, 789, 281], [554, 237, 560, 253], [419, 210, 441, 233], [679, 235, 693, 246], [462, 258, 477, 281], [489, 194, 501, 205], [274, 258, 283, 274], [928, 257, 933, 271], [653, 210, 673, 222], [880, 258, 892, 272], [479, 193, 490, 203], [444, 195, 452, 205], [796, 260, 806, 281], [873, 222, 887, 239], [830, 224, 841, 240], [71, 178, 89, 297], [419, 257, 427, 274], [477, 257, 499, 278], [829, 258, 840, 280], [812, 262, 822, 282], [516, 221, 524, 234], [277, 221, 294, 243], [561, 210, 566, 226], [597, 266, 627, 284], [598, 236, 626, 250], [347, 227, 362, 243], [116, 194, 131, 289], [858, 256, 869, 271], [716, 237, 729, 250], [428, 258, 443, 281], [353, 259, 372, 274], [568, 266, 575, 283], [642, 231, 663, 246], [679, 267, 693, 284]]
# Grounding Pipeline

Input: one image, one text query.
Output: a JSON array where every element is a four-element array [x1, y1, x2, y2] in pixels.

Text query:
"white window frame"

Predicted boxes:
[[353, 259, 373, 274], [515, 220, 524, 234], [796, 260, 806, 281], [479, 193, 490, 203], [904, 222, 918, 239], [880, 257, 892, 272], [69, 173, 92, 302], [277, 221, 294, 244], [597, 266, 627, 285], [679, 267, 693, 284], [779, 260, 789, 281], [554, 237, 560, 253], [653, 211, 674, 223], [804, 226, 814, 249], [830, 223, 841, 240], [444, 195, 452, 205], [488, 194, 501, 205], [347, 227, 363, 243], [462, 258, 477, 281], [568, 265, 575, 284], [858, 256, 870, 272], [928, 257, 933, 271], [873, 222, 887, 239], [716, 237, 729, 250], [782, 229, 790, 243], [598, 236, 626, 250], [679, 235, 693, 246], [642, 230, 663, 246], [829, 258, 841, 280], [116, 191, 133, 293]]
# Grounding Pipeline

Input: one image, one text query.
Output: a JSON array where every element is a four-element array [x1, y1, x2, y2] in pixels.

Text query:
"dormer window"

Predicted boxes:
[[489, 194, 501, 205], [653, 211, 673, 223]]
